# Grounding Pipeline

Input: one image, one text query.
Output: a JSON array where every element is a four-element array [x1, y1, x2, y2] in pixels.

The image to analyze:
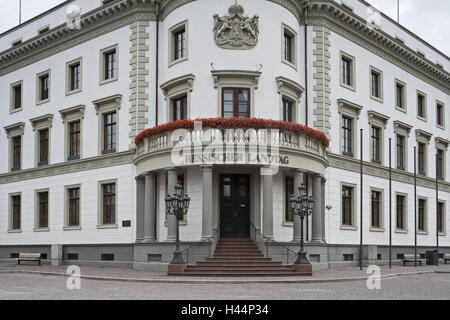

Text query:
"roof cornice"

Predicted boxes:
[[307, 0, 450, 93]]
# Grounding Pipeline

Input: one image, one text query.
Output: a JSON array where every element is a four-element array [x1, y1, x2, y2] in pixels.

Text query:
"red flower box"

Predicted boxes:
[[134, 118, 329, 148]]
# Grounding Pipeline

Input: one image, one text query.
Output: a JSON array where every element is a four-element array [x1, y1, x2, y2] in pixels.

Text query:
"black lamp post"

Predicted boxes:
[[289, 184, 314, 265], [165, 183, 191, 265]]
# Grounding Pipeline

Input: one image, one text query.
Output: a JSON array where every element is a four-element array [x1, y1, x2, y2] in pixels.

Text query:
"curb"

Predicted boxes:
[[0, 269, 448, 285]]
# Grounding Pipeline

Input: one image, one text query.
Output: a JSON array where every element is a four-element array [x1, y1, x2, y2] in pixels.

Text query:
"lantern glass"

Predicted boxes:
[[308, 197, 315, 210], [175, 183, 183, 196], [171, 195, 179, 209], [299, 184, 306, 197], [289, 195, 296, 210], [301, 195, 308, 209], [184, 195, 191, 210]]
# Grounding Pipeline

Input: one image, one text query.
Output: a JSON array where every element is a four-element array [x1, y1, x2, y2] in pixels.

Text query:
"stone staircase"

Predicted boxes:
[[183, 237, 308, 276]]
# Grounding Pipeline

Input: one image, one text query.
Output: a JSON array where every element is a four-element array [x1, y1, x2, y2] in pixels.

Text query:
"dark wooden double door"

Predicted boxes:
[[220, 175, 251, 237]]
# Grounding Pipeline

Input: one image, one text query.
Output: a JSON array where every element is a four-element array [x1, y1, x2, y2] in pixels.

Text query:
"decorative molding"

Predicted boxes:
[[276, 76, 304, 99], [30, 114, 54, 131], [93, 94, 122, 114], [211, 70, 261, 89], [213, 1, 259, 50], [328, 153, 450, 193], [393, 120, 413, 136], [435, 137, 450, 151], [59, 105, 86, 122], [0, 151, 134, 185], [367, 110, 390, 128], [337, 98, 363, 119], [415, 129, 433, 143], [160, 74, 195, 98], [3, 122, 25, 137]]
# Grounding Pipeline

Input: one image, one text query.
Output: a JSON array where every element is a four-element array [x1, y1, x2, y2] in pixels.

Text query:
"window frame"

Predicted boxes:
[[415, 129, 432, 177], [437, 201, 446, 236], [283, 175, 295, 225], [276, 76, 304, 123], [36, 70, 51, 105], [221, 87, 251, 118], [171, 95, 187, 121], [417, 197, 428, 234], [161, 74, 195, 122], [64, 184, 82, 230], [416, 90, 427, 122], [8, 193, 22, 233], [395, 192, 408, 233], [370, 188, 384, 232], [10, 80, 23, 113], [340, 183, 357, 230], [34, 189, 50, 232], [4, 122, 25, 173], [66, 57, 82, 96], [281, 24, 298, 70], [93, 95, 122, 156], [435, 138, 448, 182], [97, 179, 118, 229], [169, 20, 188, 67], [30, 114, 53, 167], [99, 44, 119, 85], [59, 105, 85, 162], [436, 100, 445, 130], [395, 79, 407, 113], [394, 121, 412, 171], [369, 66, 383, 103], [368, 110, 389, 166], [339, 51, 355, 91], [338, 99, 362, 159]]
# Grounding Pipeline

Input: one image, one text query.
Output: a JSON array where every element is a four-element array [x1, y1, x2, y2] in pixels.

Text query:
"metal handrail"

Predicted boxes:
[[179, 238, 212, 265], [262, 237, 299, 265]]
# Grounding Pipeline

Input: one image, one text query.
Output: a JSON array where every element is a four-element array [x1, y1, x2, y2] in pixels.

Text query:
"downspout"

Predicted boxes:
[[155, 2, 160, 126], [303, 3, 309, 127]]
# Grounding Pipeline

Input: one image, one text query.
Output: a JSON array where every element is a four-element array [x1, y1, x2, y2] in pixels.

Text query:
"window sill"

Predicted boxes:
[[34, 228, 50, 232], [370, 95, 383, 104], [340, 83, 356, 92], [64, 226, 82, 231], [164, 220, 188, 227], [11, 168, 21, 173], [8, 229, 22, 233], [342, 152, 354, 158], [99, 77, 118, 86], [97, 224, 118, 229], [436, 124, 445, 131], [102, 149, 116, 155], [66, 88, 82, 97], [395, 229, 408, 234], [417, 230, 428, 235], [371, 159, 382, 165], [169, 56, 188, 68], [281, 59, 298, 71], [340, 225, 358, 231], [369, 227, 385, 233], [36, 98, 50, 106], [38, 161, 49, 167], [417, 116, 427, 122], [282, 221, 294, 227], [438, 232, 447, 237], [395, 106, 407, 113], [9, 108, 23, 114], [67, 155, 81, 162]]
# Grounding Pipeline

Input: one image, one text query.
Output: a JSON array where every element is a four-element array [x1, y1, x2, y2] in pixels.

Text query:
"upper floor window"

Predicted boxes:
[[10, 81, 23, 112], [395, 80, 406, 111], [60, 105, 85, 161], [222, 88, 250, 118], [370, 66, 383, 102], [69, 121, 81, 160], [38, 128, 49, 166], [100, 45, 118, 84], [371, 126, 381, 164], [285, 176, 294, 223], [169, 21, 188, 66], [37, 71, 50, 104], [396, 134, 405, 170], [281, 24, 297, 69], [340, 52, 355, 90], [284, 32, 293, 63], [436, 101, 445, 128], [282, 98, 294, 122], [4, 122, 24, 172], [103, 112, 117, 154], [66, 58, 82, 95], [341, 116, 353, 157], [172, 95, 187, 121], [417, 91, 427, 120], [93, 95, 121, 156], [12, 136, 21, 172], [417, 142, 426, 175], [436, 148, 444, 181]]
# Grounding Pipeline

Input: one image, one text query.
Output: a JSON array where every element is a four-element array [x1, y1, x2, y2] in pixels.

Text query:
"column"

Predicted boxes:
[[293, 169, 306, 242], [167, 168, 178, 242], [202, 165, 213, 239], [261, 166, 273, 239], [144, 173, 156, 242], [136, 177, 145, 242], [321, 177, 327, 243], [311, 174, 323, 243]]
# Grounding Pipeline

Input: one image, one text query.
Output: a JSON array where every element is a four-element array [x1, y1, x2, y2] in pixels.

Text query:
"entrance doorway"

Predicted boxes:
[[220, 175, 251, 237]]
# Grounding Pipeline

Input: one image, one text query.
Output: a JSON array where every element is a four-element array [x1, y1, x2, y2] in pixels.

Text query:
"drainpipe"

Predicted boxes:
[[155, 1, 160, 126], [303, 3, 309, 127]]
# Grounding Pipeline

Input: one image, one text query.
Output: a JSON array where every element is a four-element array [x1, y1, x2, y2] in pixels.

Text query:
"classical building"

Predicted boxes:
[[0, 0, 449, 273]]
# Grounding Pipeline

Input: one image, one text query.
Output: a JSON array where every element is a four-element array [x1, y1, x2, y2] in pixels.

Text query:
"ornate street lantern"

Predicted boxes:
[[289, 184, 315, 265]]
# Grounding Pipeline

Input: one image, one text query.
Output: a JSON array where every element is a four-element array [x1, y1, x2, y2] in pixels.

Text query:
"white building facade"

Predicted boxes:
[[0, 0, 449, 271]]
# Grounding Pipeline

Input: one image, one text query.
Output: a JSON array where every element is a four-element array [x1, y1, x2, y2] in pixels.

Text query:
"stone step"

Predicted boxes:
[[182, 271, 299, 276], [187, 266, 293, 271]]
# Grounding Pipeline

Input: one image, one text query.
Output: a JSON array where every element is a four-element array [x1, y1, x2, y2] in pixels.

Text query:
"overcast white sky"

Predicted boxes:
[[0, 0, 449, 56]]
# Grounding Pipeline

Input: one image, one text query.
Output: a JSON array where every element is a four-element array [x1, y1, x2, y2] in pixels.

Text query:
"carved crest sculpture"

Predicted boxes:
[[213, 1, 259, 50]]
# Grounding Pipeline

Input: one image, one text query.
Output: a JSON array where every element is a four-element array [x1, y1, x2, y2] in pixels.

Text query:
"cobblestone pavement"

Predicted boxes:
[[1, 263, 450, 281], [0, 272, 449, 300]]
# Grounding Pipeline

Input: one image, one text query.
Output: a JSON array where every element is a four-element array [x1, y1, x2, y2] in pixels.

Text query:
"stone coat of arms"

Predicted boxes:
[[213, 1, 259, 50]]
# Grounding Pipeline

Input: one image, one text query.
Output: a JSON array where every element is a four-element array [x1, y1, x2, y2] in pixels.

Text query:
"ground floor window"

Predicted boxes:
[[102, 183, 116, 225], [396, 194, 406, 230], [285, 176, 294, 222], [418, 198, 427, 232], [342, 186, 353, 226]]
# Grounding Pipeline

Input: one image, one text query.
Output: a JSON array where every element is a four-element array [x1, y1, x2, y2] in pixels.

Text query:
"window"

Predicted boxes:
[[437, 148, 444, 180], [222, 88, 250, 118], [342, 185, 354, 227], [417, 91, 427, 120], [418, 142, 426, 176], [37, 71, 50, 104], [341, 116, 353, 157], [100, 45, 118, 84], [285, 176, 294, 222], [281, 24, 297, 68], [437, 202, 445, 234], [169, 21, 188, 66], [38, 129, 49, 166], [66, 58, 82, 94], [172, 95, 187, 121], [340, 52, 355, 89], [102, 183, 116, 226], [396, 135, 405, 170], [371, 126, 381, 164], [103, 112, 117, 154], [10, 194, 21, 231], [396, 194, 406, 231], [395, 80, 406, 111], [37, 191, 49, 229], [371, 190, 383, 229], [69, 121, 81, 160], [418, 198, 427, 232], [10, 81, 23, 112], [12, 136, 21, 171], [436, 102, 445, 128], [68, 187, 80, 227], [369, 67, 383, 101], [282, 98, 293, 122]]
